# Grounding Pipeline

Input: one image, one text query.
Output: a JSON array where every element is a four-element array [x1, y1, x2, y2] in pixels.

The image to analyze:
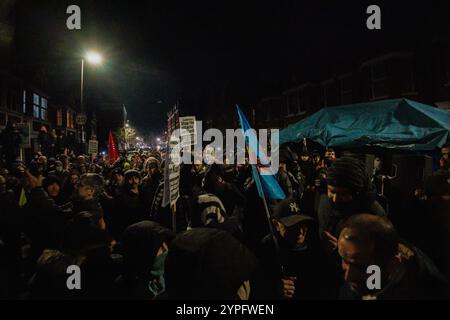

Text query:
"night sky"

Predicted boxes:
[[7, 0, 449, 135]]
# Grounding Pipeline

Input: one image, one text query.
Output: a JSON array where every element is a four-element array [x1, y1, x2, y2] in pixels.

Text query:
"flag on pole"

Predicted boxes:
[[236, 105, 285, 200], [108, 130, 119, 164]]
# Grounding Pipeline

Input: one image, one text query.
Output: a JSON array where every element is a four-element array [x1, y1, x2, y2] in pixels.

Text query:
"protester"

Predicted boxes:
[[112, 170, 148, 237], [165, 228, 258, 300], [256, 197, 339, 299], [337, 214, 449, 300], [318, 157, 386, 254], [0, 130, 447, 301], [117, 221, 174, 299], [42, 175, 68, 205]]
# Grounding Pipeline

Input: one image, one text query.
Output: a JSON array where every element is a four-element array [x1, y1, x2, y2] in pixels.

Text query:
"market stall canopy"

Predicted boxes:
[[279, 99, 450, 151]]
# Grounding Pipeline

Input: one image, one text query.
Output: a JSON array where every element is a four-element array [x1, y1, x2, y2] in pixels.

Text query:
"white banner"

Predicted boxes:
[[179, 116, 197, 147], [88, 140, 98, 155]]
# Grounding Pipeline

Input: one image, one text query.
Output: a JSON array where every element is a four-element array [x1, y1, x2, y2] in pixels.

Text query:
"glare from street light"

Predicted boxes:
[[86, 51, 103, 65]]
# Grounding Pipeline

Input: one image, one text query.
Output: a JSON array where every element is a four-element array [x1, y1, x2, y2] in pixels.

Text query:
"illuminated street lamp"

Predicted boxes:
[[80, 50, 103, 145]]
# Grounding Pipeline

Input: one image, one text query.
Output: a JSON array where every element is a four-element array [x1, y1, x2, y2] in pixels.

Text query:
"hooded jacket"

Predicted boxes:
[[165, 228, 258, 300], [118, 221, 174, 299]]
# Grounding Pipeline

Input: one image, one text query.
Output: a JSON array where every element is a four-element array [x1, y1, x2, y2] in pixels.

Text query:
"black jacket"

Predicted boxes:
[[255, 228, 340, 300], [112, 188, 148, 239], [165, 228, 258, 300], [339, 242, 450, 300], [317, 188, 386, 238]]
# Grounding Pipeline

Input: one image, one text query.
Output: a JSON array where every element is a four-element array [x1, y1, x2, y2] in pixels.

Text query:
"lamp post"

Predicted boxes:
[[80, 51, 102, 149]]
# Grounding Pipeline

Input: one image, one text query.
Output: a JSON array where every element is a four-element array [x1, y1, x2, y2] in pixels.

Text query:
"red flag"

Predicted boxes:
[[108, 130, 119, 164]]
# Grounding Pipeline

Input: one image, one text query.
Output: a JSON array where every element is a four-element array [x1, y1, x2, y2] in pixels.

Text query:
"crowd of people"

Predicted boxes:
[[0, 124, 449, 300]]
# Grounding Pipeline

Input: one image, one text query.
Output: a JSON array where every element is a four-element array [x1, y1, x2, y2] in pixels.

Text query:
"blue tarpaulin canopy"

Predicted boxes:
[[279, 99, 450, 151]]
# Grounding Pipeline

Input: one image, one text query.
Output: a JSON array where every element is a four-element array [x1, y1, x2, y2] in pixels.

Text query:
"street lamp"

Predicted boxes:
[[86, 51, 103, 65], [80, 50, 103, 146]]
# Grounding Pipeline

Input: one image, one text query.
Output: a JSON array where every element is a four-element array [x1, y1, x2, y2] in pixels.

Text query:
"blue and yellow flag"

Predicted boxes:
[[236, 105, 285, 200]]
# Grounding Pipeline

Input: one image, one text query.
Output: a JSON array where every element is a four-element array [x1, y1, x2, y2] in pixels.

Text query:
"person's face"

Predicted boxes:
[[327, 185, 354, 207], [128, 176, 140, 188], [80, 165, 87, 174], [374, 158, 382, 171], [326, 151, 336, 160], [279, 162, 287, 172], [114, 174, 124, 185], [274, 220, 308, 248], [301, 155, 309, 162], [193, 163, 203, 173], [46, 182, 60, 198], [149, 166, 159, 177], [285, 223, 309, 247], [78, 181, 95, 200], [314, 155, 320, 163], [338, 228, 376, 295]]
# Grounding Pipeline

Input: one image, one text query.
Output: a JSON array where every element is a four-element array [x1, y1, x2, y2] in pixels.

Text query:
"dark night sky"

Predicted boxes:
[[7, 0, 449, 135]]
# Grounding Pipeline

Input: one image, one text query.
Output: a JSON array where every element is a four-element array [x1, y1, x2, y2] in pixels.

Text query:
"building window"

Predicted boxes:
[[57, 109, 63, 127], [41, 97, 47, 120], [33, 93, 48, 120], [33, 94, 40, 118], [340, 76, 352, 104], [22, 90, 27, 113], [370, 62, 387, 99]]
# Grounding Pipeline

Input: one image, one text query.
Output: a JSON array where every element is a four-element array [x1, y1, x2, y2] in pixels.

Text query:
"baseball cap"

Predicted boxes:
[[272, 197, 314, 227]]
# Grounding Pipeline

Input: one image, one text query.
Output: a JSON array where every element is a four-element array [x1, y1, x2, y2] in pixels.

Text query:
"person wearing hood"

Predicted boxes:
[[117, 221, 174, 299], [59, 210, 118, 299], [48, 160, 70, 185], [338, 214, 449, 300], [317, 157, 386, 255], [165, 228, 258, 300], [255, 197, 339, 300], [42, 175, 68, 206]]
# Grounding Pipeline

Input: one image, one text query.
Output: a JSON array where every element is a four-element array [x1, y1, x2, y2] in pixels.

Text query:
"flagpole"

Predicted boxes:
[[236, 105, 286, 278], [252, 164, 286, 279]]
